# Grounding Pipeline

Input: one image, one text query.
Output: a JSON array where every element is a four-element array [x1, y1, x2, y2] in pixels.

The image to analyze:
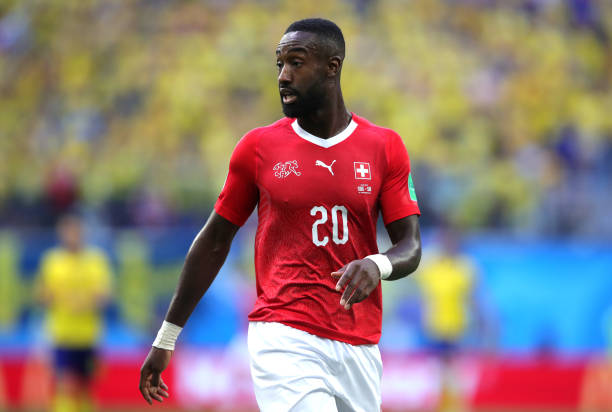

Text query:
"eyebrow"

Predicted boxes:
[[276, 46, 309, 56]]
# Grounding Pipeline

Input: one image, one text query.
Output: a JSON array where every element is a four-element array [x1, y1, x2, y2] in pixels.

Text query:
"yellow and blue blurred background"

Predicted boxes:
[[1, 0, 612, 410]]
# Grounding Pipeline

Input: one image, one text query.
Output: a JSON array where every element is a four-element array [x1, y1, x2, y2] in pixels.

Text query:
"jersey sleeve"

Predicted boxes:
[[379, 131, 420, 225], [214, 130, 259, 226]]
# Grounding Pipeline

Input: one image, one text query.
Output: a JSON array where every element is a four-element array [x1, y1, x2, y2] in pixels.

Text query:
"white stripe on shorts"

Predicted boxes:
[[247, 321, 382, 412]]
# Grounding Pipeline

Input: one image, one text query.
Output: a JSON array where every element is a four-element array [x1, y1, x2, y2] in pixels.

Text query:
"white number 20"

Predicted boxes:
[[310, 205, 349, 246]]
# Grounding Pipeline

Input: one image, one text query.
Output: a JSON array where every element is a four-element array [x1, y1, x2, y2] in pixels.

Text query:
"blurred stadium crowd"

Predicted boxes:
[[2, 1, 612, 410], [1, 0, 611, 235]]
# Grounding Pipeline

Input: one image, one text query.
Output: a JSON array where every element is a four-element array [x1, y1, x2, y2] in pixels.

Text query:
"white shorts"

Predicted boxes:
[[247, 321, 382, 412]]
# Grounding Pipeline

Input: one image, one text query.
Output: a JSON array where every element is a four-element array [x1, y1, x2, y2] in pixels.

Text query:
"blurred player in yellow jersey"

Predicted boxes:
[[416, 226, 482, 412], [37, 215, 112, 412]]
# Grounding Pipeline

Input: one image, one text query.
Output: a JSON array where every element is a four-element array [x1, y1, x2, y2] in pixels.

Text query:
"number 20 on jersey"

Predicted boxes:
[[310, 205, 348, 246]]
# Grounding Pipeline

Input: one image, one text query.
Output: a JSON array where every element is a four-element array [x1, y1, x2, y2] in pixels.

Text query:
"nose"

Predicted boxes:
[[278, 64, 291, 86]]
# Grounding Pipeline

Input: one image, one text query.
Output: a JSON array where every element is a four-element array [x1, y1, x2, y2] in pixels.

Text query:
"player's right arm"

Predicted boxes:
[[139, 130, 259, 405], [139, 211, 240, 404]]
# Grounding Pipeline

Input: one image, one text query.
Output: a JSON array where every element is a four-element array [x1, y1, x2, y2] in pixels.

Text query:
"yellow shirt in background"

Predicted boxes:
[[39, 248, 112, 348], [416, 255, 475, 341]]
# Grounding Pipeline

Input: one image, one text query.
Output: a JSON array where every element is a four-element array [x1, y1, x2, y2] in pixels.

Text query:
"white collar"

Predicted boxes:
[[291, 118, 358, 148]]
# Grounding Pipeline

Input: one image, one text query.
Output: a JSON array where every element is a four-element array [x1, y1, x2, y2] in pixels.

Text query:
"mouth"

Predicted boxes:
[[280, 88, 298, 104]]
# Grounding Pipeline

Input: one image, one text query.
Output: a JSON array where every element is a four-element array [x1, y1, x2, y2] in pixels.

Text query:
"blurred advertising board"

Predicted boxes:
[[1, 349, 610, 411]]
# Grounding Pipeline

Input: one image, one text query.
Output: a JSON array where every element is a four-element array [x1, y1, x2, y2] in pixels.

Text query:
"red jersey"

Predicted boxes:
[[214, 114, 420, 345]]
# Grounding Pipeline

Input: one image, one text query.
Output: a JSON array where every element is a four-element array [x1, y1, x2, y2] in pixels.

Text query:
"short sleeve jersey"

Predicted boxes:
[[39, 248, 112, 348], [215, 114, 420, 344], [416, 254, 476, 341]]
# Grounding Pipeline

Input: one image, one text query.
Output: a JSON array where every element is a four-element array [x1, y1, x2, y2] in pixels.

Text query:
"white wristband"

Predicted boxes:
[[152, 321, 183, 351], [365, 254, 393, 280]]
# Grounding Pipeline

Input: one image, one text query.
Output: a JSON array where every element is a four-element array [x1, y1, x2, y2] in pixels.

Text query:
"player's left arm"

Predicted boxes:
[[332, 214, 421, 310], [383, 214, 421, 279]]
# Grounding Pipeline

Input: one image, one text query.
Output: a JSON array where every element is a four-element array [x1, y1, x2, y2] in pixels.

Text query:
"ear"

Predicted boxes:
[[327, 56, 343, 78]]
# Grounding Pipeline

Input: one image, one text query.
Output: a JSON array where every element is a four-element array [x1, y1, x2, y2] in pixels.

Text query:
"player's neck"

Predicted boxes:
[[65, 245, 82, 254], [296, 93, 351, 139]]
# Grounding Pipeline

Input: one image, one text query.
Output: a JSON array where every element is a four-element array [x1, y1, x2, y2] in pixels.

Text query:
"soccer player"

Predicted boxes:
[[416, 226, 480, 411], [139, 18, 422, 411], [37, 214, 112, 412]]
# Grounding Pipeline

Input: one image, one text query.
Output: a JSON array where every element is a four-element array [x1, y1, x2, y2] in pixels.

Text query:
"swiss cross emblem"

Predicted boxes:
[[273, 160, 301, 178], [354, 162, 371, 180]]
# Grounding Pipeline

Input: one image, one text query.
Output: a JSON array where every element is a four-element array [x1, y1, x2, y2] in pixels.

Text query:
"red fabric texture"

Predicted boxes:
[[215, 114, 420, 344]]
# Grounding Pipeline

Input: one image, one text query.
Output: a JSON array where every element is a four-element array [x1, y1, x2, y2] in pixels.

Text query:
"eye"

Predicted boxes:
[[276, 61, 283, 70], [292, 60, 303, 67]]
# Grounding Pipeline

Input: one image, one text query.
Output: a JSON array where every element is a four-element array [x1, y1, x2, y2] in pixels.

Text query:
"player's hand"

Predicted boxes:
[[139, 347, 172, 405], [331, 259, 381, 310]]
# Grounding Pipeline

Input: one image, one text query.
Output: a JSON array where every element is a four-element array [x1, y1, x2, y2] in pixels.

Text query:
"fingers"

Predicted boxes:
[[150, 385, 166, 403], [139, 369, 153, 405], [330, 264, 347, 279], [139, 368, 169, 405], [335, 263, 360, 310], [334, 263, 353, 291], [159, 378, 170, 398], [335, 259, 380, 310], [340, 272, 362, 310], [151, 370, 160, 387], [344, 283, 369, 309], [149, 371, 166, 402]]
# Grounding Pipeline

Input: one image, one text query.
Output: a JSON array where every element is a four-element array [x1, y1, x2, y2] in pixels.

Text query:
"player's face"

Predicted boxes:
[[276, 31, 328, 118], [59, 217, 83, 251]]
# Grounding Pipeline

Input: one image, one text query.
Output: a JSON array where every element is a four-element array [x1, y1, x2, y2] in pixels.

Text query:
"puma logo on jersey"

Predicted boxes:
[[274, 160, 301, 178], [315, 160, 336, 176]]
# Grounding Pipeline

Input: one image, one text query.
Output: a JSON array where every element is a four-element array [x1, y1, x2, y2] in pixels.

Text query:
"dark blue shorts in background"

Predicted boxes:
[[53, 347, 96, 378], [426, 338, 459, 358]]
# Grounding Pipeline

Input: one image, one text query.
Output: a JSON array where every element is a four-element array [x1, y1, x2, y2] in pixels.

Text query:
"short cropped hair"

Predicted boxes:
[[285, 18, 345, 59]]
